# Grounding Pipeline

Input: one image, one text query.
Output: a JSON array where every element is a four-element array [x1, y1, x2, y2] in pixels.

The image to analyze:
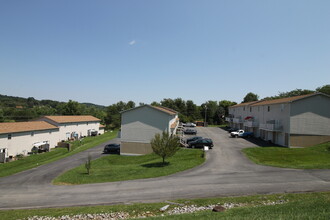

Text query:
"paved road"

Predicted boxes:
[[0, 127, 330, 210]]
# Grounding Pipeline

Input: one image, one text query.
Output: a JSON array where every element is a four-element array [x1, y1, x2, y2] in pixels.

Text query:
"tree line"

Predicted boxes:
[[1, 84, 329, 128]]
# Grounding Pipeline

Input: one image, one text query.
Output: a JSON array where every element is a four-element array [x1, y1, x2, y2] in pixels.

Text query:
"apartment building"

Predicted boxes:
[[120, 105, 179, 155], [227, 93, 330, 147], [0, 121, 59, 160], [39, 115, 101, 141]]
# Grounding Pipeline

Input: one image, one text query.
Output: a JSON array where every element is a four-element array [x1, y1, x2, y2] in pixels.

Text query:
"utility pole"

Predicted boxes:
[[204, 104, 207, 127]]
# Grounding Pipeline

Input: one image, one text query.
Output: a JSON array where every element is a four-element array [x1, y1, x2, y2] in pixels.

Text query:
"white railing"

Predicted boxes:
[[259, 123, 282, 131], [244, 121, 258, 127], [233, 118, 242, 123]]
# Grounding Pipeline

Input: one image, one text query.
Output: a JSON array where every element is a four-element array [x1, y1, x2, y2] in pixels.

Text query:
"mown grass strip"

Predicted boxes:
[[0, 192, 329, 220], [53, 148, 205, 185], [0, 131, 118, 178], [243, 142, 330, 169]]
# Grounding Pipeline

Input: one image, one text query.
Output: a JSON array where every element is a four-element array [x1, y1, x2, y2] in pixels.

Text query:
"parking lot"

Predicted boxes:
[[1, 127, 330, 209]]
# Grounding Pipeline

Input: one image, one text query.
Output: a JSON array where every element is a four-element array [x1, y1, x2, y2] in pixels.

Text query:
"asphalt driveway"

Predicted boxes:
[[0, 127, 329, 210]]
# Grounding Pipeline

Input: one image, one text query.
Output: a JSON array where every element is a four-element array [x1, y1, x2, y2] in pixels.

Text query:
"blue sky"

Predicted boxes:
[[0, 0, 329, 106]]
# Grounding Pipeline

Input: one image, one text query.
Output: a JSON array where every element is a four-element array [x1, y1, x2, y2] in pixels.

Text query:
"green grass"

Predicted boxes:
[[0, 131, 118, 178], [53, 148, 205, 184], [207, 124, 228, 128], [243, 142, 330, 169], [1, 192, 329, 220]]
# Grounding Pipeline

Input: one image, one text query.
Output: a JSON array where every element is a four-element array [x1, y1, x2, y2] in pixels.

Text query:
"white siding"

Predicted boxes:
[[0, 129, 59, 157]]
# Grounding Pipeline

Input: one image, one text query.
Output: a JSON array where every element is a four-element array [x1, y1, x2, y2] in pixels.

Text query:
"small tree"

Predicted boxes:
[[85, 154, 92, 175], [151, 131, 180, 164]]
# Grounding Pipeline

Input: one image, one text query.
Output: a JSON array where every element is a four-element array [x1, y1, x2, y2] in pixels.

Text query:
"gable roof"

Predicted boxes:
[[0, 121, 58, 135], [230, 100, 261, 108], [152, 106, 177, 115], [251, 93, 320, 106], [121, 105, 178, 116], [42, 115, 101, 124]]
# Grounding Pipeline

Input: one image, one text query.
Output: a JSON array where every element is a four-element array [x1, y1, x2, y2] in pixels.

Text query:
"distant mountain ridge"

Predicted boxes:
[[0, 94, 105, 109]]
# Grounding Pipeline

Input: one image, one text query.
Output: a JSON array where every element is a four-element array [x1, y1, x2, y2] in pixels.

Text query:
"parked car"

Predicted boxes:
[[183, 122, 196, 127], [186, 136, 203, 144], [184, 128, 197, 135], [103, 144, 120, 154], [230, 130, 254, 138], [188, 138, 213, 149], [227, 128, 239, 133]]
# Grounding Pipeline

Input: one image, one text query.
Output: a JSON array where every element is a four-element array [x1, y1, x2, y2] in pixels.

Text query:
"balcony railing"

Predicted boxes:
[[233, 118, 242, 123], [259, 123, 282, 131], [244, 121, 258, 127]]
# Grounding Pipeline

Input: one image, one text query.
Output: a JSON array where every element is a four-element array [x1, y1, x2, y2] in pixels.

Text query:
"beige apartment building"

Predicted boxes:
[[227, 93, 330, 147]]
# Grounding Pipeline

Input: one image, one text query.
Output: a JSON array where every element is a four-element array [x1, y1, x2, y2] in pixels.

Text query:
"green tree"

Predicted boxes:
[[186, 100, 199, 122], [316, 84, 330, 95], [219, 100, 237, 116], [0, 109, 4, 122], [243, 92, 259, 103], [150, 131, 180, 164], [62, 100, 82, 115]]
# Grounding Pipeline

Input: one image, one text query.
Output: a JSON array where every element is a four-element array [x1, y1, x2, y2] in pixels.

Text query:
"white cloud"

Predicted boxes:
[[129, 40, 136, 45]]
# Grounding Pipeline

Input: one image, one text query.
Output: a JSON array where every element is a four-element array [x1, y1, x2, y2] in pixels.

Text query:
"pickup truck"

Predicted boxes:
[[230, 130, 253, 138]]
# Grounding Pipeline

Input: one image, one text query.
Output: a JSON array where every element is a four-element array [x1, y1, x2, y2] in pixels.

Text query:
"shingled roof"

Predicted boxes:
[[0, 121, 58, 134], [121, 105, 178, 116], [230, 101, 261, 108], [43, 115, 101, 123], [251, 93, 318, 106]]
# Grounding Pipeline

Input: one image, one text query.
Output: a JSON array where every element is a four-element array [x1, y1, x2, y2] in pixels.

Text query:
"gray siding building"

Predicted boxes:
[[120, 105, 179, 155], [228, 93, 330, 147]]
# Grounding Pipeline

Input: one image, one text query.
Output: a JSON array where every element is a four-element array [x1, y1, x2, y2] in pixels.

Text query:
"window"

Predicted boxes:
[[31, 132, 34, 136], [8, 134, 12, 140], [243, 107, 245, 111], [250, 107, 252, 112], [87, 122, 89, 125], [258, 106, 260, 112], [268, 106, 270, 112]]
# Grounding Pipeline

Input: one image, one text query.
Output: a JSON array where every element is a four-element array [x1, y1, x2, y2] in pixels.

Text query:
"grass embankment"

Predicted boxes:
[[1, 192, 329, 219], [243, 142, 330, 169], [206, 124, 228, 128], [54, 148, 205, 185], [0, 131, 118, 178]]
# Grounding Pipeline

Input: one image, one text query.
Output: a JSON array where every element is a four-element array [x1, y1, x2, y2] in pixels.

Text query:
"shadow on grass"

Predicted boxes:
[[141, 162, 170, 168]]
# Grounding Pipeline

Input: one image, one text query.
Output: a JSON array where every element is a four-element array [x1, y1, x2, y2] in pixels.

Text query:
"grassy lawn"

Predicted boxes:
[[243, 142, 330, 169], [53, 148, 205, 185], [0, 131, 118, 178], [1, 192, 329, 219], [207, 124, 228, 128]]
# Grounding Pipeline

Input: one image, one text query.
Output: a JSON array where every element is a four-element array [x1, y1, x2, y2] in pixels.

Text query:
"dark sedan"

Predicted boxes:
[[188, 138, 213, 149], [186, 136, 203, 144], [184, 128, 197, 135], [103, 144, 120, 154]]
